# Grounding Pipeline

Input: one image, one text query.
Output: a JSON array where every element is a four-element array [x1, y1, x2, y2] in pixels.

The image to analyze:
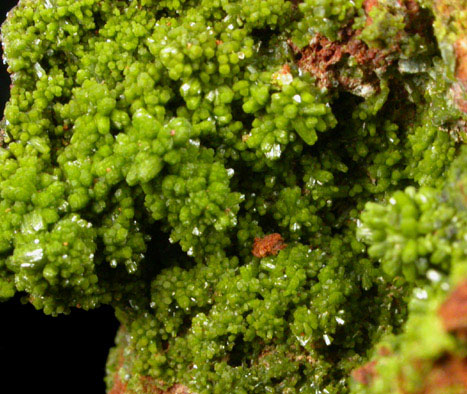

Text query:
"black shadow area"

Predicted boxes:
[[0, 295, 119, 393]]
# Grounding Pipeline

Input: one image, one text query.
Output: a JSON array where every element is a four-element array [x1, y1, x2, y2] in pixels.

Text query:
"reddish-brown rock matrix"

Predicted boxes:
[[420, 355, 467, 394], [352, 360, 378, 386], [438, 280, 467, 339], [252, 233, 287, 258]]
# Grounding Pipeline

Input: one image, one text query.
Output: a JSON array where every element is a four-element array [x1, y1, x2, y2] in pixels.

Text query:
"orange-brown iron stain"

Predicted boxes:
[[252, 233, 287, 258]]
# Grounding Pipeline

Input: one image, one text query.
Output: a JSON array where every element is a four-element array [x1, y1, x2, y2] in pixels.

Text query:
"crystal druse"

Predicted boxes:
[[1, 0, 467, 392]]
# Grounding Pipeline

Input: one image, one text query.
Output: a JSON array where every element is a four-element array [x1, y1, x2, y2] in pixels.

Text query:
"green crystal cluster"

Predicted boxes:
[[1, 0, 467, 393]]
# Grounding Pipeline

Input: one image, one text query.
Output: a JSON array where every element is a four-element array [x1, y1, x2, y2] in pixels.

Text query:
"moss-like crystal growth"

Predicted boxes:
[[1, 0, 467, 392]]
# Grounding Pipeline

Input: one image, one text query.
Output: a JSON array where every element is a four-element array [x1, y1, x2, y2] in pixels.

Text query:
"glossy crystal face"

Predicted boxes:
[[1, 0, 467, 393]]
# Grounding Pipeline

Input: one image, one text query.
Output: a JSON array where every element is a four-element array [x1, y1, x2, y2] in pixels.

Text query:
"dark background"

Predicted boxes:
[[0, 1, 119, 392]]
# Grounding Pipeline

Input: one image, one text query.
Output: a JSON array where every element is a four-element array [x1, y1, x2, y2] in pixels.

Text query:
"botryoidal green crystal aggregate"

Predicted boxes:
[[1, 0, 467, 392]]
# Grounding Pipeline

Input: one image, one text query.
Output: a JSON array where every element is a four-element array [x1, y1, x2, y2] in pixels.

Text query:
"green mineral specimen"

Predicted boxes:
[[1, 0, 467, 392]]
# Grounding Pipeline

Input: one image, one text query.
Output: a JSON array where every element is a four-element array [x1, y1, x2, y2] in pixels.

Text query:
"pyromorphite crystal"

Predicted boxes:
[[1, 0, 467, 392]]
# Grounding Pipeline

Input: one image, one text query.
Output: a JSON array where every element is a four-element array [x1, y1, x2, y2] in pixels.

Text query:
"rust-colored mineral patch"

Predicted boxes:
[[252, 233, 287, 258], [109, 375, 128, 394], [420, 355, 467, 394], [295, 34, 343, 89], [363, 0, 379, 13], [455, 37, 467, 85], [109, 347, 128, 394], [352, 360, 378, 386], [292, 27, 390, 92], [438, 279, 467, 339], [290, 0, 433, 94], [452, 83, 467, 114], [363, 0, 379, 24]]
